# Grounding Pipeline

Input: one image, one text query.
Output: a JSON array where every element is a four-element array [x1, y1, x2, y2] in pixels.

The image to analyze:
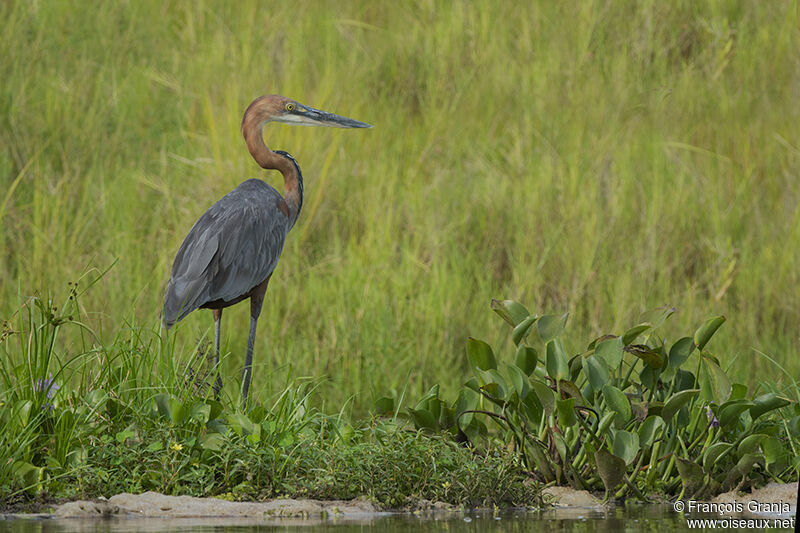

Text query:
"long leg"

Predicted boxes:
[[241, 276, 270, 410], [212, 308, 223, 398]]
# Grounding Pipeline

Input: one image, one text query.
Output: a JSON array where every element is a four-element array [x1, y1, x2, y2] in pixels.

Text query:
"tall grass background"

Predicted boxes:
[[1, 1, 799, 409]]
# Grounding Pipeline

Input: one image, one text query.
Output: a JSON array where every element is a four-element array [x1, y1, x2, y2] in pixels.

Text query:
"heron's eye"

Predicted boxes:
[[285, 103, 295, 112]]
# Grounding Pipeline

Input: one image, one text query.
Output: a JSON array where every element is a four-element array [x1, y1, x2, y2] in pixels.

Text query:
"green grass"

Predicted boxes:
[[1, 1, 799, 410]]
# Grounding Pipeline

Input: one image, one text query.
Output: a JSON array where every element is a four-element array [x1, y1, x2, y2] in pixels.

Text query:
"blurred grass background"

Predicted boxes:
[[1, 1, 799, 407]]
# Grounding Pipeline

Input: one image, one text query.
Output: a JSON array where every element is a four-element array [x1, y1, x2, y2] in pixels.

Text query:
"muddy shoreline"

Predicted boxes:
[[2, 483, 796, 521]]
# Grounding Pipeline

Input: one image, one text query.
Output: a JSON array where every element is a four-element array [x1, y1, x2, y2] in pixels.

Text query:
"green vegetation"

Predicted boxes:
[[395, 300, 800, 500], [0, 290, 538, 507], [2, 2, 799, 407], [1, 0, 799, 508]]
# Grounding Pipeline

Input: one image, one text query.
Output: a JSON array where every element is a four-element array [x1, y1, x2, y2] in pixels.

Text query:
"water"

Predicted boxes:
[[0, 505, 794, 532]]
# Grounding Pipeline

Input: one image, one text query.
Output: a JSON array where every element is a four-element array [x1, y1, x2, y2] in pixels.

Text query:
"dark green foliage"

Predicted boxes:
[[392, 301, 799, 500]]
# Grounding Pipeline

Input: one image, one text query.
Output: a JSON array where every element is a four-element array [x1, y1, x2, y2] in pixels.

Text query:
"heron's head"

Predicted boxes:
[[244, 94, 372, 130]]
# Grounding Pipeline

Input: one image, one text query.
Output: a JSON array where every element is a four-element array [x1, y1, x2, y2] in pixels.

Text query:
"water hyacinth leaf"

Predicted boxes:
[[558, 380, 585, 406], [546, 339, 569, 380], [455, 388, 479, 428], [725, 453, 763, 489], [661, 389, 700, 423], [228, 412, 256, 436], [595, 449, 626, 494], [789, 416, 800, 437], [718, 400, 754, 429], [514, 345, 538, 376], [729, 383, 748, 401], [552, 431, 569, 463], [409, 408, 438, 431], [625, 344, 663, 368], [638, 415, 665, 447], [612, 430, 639, 465], [594, 336, 624, 368], [374, 397, 395, 415], [675, 457, 705, 496], [699, 356, 731, 404], [537, 313, 568, 343], [761, 437, 784, 466], [703, 442, 733, 471], [621, 323, 652, 345], [491, 299, 531, 327], [556, 397, 577, 428], [749, 393, 791, 420], [521, 391, 544, 425], [9, 400, 32, 430], [568, 354, 583, 382], [207, 399, 223, 421], [674, 369, 697, 392], [478, 369, 507, 400], [466, 337, 497, 371], [668, 337, 695, 368], [531, 381, 555, 416], [602, 384, 631, 427], [439, 406, 456, 431], [505, 363, 529, 399], [584, 355, 611, 392], [694, 316, 726, 350], [737, 434, 766, 458], [512, 315, 538, 346]]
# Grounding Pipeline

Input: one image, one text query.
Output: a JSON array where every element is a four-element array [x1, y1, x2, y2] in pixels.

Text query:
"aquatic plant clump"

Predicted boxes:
[[384, 300, 799, 501]]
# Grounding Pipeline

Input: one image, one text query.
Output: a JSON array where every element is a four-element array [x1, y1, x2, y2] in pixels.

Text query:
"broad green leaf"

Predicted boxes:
[[703, 442, 732, 472], [584, 355, 610, 392], [668, 337, 695, 368], [115, 429, 135, 443], [228, 412, 256, 436], [512, 315, 538, 346], [190, 401, 211, 424], [409, 408, 438, 431], [490, 299, 531, 327], [146, 441, 164, 452], [612, 430, 639, 465], [153, 394, 173, 422], [200, 433, 223, 451], [531, 381, 555, 416], [466, 337, 497, 371], [595, 336, 624, 368], [556, 397, 577, 428], [625, 344, 663, 368], [521, 391, 544, 425], [699, 356, 731, 404], [552, 431, 569, 463], [729, 383, 748, 401], [675, 457, 705, 496], [595, 449, 626, 494], [638, 416, 665, 447], [602, 384, 631, 427], [537, 313, 568, 343], [514, 345, 538, 376], [478, 369, 507, 400], [454, 388, 479, 428], [761, 437, 784, 466], [545, 339, 569, 380], [661, 389, 700, 423], [374, 397, 395, 415], [504, 363, 529, 399], [621, 323, 652, 345], [749, 393, 791, 420], [737, 434, 766, 458], [718, 400, 754, 429], [694, 316, 726, 350]]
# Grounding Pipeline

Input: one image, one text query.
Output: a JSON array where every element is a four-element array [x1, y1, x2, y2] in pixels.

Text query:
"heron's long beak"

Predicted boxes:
[[277, 103, 372, 128]]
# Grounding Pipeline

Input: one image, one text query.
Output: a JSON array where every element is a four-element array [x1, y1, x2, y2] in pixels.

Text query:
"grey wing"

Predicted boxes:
[[163, 180, 289, 327]]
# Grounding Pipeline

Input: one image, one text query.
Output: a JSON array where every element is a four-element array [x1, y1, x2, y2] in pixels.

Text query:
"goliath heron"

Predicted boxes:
[[163, 95, 371, 409]]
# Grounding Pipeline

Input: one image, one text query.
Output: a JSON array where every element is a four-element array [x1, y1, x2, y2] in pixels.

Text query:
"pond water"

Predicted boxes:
[[0, 505, 795, 532]]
